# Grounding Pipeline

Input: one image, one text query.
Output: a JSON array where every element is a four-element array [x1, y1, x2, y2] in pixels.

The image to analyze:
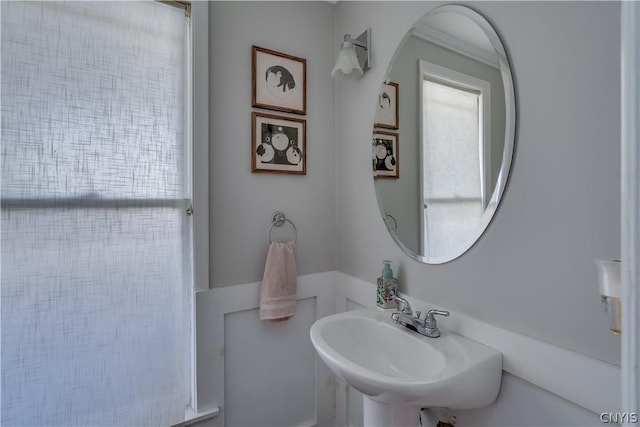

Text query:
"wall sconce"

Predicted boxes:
[[594, 259, 622, 334], [331, 28, 371, 79]]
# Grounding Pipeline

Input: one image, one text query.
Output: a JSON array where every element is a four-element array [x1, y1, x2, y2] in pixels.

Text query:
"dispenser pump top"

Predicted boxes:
[[382, 260, 394, 280]]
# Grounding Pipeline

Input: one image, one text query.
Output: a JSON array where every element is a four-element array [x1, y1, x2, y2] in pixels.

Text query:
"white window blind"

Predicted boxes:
[[423, 79, 483, 258], [1, 2, 192, 426]]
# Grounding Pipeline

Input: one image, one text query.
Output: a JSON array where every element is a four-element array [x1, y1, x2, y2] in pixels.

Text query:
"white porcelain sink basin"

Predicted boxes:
[[310, 309, 502, 426]]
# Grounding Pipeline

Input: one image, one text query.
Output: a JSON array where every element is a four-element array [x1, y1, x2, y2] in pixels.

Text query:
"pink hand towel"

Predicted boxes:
[[259, 241, 297, 321]]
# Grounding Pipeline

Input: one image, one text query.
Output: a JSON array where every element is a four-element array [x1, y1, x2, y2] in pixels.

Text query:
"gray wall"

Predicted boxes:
[[335, 1, 621, 365], [209, 2, 336, 287], [208, 0, 621, 364]]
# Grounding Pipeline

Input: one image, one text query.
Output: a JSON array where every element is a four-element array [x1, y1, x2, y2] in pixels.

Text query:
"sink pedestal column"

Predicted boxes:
[[363, 396, 421, 427]]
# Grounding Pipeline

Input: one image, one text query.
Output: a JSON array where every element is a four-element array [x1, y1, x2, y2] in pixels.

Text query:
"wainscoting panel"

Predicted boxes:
[[196, 271, 335, 427], [224, 298, 317, 427], [196, 271, 620, 427], [332, 297, 366, 427]]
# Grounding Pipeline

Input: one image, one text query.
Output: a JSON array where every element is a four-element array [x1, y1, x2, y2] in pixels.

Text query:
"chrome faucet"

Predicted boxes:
[[391, 299, 450, 338], [394, 296, 412, 314]]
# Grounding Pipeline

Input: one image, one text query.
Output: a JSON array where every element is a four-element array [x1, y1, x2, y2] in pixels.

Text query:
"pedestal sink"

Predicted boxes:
[[309, 309, 502, 427]]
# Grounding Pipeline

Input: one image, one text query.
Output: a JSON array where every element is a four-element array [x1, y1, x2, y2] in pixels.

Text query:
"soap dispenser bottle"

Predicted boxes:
[[376, 260, 398, 309]]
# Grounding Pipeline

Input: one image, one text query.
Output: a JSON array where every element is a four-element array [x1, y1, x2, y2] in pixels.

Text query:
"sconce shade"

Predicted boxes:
[[594, 259, 622, 334], [594, 259, 621, 298], [331, 41, 363, 79], [331, 29, 371, 79]]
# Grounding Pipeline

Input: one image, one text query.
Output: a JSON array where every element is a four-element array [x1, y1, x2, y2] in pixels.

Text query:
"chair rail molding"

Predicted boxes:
[[194, 270, 621, 426]]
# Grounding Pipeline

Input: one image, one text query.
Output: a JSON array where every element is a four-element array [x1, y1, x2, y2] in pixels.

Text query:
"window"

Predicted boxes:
[[420, 60, 491, 259], [1, 2, 193, 426]]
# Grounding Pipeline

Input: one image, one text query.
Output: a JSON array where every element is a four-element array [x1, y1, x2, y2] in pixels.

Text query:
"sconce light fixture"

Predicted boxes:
[[331, 28, 371, 79]]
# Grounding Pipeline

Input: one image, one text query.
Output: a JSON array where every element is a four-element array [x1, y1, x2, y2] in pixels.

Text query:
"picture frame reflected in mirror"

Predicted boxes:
[[372, 130, 399, 179], [374, 81, 399, 129]]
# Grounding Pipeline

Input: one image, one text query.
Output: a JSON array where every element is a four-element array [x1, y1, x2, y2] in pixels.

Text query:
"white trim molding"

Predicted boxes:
[[189, 0, 210, 416], [621, 1, 640, 420], [334, 272, 621, 416], [194, 271, 620, 425], [412, 26, 500, 69]]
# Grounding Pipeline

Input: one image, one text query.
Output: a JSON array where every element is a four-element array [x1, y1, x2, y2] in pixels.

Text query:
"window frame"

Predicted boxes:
[[187, 0, 211, 420]]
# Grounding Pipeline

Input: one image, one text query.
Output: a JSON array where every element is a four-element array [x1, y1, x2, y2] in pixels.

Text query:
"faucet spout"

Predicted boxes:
[[391, 311, 422, 331]]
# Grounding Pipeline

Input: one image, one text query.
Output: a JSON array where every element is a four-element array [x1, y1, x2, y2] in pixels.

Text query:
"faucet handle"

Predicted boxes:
[[394, 296, 412, 314], [426, 309, 449, 319], [423, 309, 450, 338]]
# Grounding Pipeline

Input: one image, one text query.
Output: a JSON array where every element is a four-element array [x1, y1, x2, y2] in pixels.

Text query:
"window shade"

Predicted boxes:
[[1, 2, 191, 426], [423, 79, 482, 258]]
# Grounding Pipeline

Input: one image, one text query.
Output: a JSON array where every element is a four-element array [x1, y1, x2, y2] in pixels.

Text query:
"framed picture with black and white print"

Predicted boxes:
[[372, 130, 399, 178], [374, 81, 399, 129], [252, 112, 306, 175], [252, 46, 306, 115]]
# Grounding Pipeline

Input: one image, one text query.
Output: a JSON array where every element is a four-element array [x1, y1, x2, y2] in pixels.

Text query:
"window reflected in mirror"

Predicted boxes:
[[420, 63, 490, 258]]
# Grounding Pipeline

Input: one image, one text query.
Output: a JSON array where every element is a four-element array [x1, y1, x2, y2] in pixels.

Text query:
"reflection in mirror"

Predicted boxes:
[[373, 5, 515, 264]]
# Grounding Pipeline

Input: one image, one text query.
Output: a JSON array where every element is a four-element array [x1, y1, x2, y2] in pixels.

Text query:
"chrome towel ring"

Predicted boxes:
[[269, 211, 297, 243], [385, 212, 398, 232]]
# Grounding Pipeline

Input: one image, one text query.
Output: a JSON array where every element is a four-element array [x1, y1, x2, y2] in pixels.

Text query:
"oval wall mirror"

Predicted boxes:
[[372, 4, 516, 264]]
